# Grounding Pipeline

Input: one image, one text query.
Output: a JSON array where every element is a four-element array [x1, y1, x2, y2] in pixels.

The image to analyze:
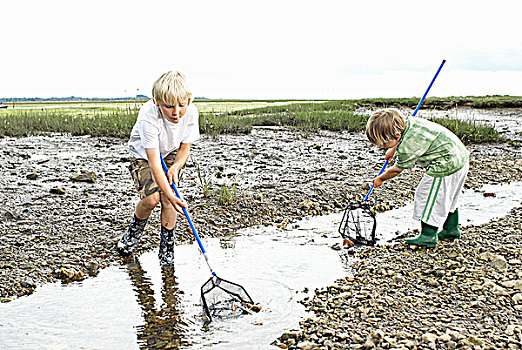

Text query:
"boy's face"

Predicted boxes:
[[156, 99, 189, 124], [381, 133, 401, 149], [382, 139, 399, 149]]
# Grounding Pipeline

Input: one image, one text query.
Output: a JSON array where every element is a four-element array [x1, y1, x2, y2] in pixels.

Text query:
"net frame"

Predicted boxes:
[[338, 202, 377, 246], [200, 275, 254, 322]]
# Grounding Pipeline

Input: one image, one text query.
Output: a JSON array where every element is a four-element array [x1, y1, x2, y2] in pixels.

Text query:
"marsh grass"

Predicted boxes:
[[0, 108, 137, 137], [353, 95, 522, 109], [0, 97, 511, 143], [192, 156, 214, 198], [430, 116, 502, 144], [217, 181, 237, 206], [199, 114, 253, 135], [201, 101, 365, 133]]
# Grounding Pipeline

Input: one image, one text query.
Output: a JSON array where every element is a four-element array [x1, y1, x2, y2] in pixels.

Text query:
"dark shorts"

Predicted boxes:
[[128, 152, 183, 199]]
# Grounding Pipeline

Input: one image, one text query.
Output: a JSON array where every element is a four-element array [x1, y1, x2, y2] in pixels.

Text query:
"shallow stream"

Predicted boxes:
[[0, 181, 520, 349]]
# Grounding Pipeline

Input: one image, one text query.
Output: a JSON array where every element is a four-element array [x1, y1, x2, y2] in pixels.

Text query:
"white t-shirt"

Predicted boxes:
[[128, 100, 200, 159]]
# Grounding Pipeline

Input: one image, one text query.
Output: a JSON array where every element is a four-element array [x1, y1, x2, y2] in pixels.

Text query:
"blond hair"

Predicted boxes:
[[152, 71, 193, 106], [365, 109, 407, 147]]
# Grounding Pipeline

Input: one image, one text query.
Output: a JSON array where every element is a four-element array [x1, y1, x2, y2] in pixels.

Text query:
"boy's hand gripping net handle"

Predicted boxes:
[[364, 158, 389, 202], [160, 156, 216, 276], [364, 59, 446, 201]]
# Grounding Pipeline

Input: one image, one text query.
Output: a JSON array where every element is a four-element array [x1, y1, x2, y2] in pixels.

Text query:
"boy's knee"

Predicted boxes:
[[142, 192, 160, 209]]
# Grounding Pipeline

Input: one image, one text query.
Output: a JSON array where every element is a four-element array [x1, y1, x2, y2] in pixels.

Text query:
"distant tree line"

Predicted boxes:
[[0, 95, 151, 103]]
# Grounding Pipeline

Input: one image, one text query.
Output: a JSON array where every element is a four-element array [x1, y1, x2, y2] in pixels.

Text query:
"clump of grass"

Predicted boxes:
[[217, 181, 237, 206], [199, 114, 252, 136], [430, 116, 502, 144], [191, 156, 214, 198], [203, 100, 366, 133]]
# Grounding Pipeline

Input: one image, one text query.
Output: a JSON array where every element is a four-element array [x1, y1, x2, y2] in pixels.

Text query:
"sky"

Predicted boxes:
[[1, 0, 521, 100]]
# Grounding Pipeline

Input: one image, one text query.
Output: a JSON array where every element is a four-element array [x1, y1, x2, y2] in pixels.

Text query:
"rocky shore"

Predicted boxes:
[[0, 110, 521, 348], [276, 206, 522, 350]]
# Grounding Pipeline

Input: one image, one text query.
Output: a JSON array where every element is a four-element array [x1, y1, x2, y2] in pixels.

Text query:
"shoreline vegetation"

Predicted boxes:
[[0, 96, 520, 143]]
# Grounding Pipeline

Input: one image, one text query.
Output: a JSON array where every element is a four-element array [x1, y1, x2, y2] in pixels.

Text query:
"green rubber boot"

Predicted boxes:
[[405, 222, 438, 247], [438, 209, 461, 240]]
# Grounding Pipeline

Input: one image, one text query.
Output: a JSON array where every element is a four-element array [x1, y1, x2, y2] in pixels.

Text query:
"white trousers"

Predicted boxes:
[[413, 161, 469, 228]]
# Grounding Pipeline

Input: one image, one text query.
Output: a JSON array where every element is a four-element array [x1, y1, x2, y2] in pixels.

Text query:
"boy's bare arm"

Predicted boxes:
[[373, 165, 403, 188], [145, 148, 187, 212], [385, 146, 397, 160]]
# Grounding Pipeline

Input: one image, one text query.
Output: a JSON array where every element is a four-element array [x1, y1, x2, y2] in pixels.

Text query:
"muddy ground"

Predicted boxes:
[[0, 108, 521, 348]]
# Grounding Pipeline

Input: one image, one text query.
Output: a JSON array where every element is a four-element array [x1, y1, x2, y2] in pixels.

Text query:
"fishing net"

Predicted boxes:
[[201, 275, 257, 322], [338, 202, 377, 246]]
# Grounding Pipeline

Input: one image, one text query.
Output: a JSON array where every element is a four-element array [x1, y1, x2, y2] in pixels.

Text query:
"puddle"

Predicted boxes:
[[0, 265, 143, 349], [0, 227, 349, 349], [427, 108, 522, 140], [298, 181, 522, 243], [0, 182, 520, 349]]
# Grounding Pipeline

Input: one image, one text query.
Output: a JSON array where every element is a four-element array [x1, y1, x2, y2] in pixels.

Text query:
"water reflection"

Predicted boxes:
[[122, 256, 190, 349]]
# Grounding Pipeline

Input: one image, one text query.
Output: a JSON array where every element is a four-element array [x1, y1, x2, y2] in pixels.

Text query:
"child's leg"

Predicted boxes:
[[158, 193, 178, 266], [157, 151, 180, 266], [118, 158, 163, 256], [408, 174, 446, 247], [437, 162, 469, 240], [405, 221, 438, 247], [412, 175, 448, 230], [438, 209, 460, 240], [117, 193, 160, 255]]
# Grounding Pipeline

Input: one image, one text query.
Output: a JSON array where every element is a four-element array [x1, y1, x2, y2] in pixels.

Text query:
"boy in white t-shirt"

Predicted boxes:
[[117, 71, 200, 266]]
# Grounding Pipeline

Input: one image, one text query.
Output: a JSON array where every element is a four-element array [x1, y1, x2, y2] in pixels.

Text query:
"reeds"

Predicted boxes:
[[0, 98, 509, 144], [0, 108, 137, 137], [430, 115, 502, 144]]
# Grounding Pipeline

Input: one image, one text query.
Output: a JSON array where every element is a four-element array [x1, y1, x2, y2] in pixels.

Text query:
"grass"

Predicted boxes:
[[217, 181, 237, 206], [192, 156, 214, 198], [0, 108, 136, 138], [0, 97, 515, 143], [429, 115, 501, 144]]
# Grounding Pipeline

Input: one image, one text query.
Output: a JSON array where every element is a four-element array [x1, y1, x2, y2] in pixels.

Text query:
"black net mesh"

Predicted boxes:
[[338, 203, 377, 246], [201, 275, 256, 322]]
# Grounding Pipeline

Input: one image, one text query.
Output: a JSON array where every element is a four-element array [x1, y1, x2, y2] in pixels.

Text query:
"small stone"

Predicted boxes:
[[512, 293, 522, 304], [296, 341, 317, 350], [50, 186, 66, 195], [506, 325, 519, 336], [427, 278, 440, 287], [393, 274, 405, 283], [279, 331, 300, 342], [298, 200, 313, 211], [71, 171, 97, 183], [439, 333, 452, 342], [26, 172, 38, 180], [491, 256, 508, 270], [331, 243, 341, 251], [421, 332, 437, 344]]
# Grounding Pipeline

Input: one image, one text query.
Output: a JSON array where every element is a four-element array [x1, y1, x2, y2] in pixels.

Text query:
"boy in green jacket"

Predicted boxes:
[[366, 108, 469, 247]]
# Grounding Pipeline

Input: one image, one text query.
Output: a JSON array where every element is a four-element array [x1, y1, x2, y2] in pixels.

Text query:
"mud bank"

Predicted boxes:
[[0, 120, 521, 304]]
